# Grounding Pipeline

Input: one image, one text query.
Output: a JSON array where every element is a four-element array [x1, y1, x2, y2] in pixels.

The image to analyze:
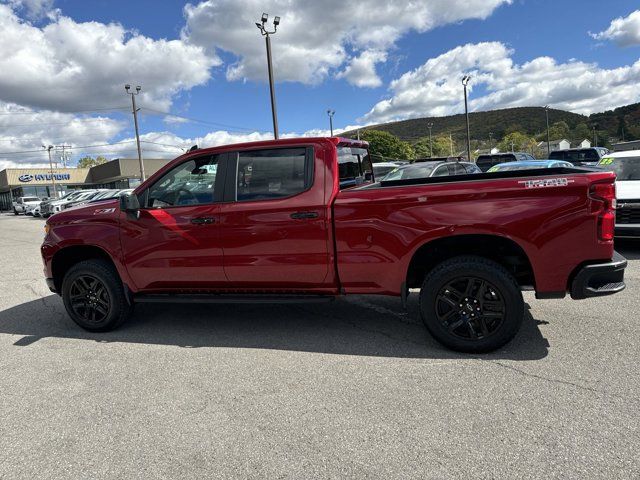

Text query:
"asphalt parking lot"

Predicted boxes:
[[0, 213, 638, 479]]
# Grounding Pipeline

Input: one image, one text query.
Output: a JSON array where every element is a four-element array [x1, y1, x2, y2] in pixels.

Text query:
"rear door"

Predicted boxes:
[[219, 146, 331, 288]]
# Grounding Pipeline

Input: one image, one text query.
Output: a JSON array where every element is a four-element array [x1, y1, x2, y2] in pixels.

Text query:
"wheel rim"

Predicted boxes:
[[69, 275, 111, 324], [435, 276, 506, 341]]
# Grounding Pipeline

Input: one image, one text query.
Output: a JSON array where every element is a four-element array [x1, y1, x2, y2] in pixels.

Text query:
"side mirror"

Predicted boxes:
[[364, 172, 373, 181], [119, 192, 140, 213]]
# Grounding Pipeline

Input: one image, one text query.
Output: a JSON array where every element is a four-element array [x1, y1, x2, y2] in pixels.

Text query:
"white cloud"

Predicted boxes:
[[182, 0, 511, 87], [0, 101, 125, 167], [591, 10, 640, 47], [0, 4, 216, 112], [361, 42, 640, 123], [337, 50, 387, 88], [6, 0, 55, 20]]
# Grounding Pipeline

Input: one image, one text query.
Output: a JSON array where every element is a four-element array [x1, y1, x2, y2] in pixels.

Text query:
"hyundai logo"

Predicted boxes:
[[18, 174, 34, 183]]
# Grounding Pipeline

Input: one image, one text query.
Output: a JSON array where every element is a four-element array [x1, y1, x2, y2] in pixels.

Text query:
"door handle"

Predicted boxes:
[[190, 217, 216, 225], [290, 211, 319, 220]]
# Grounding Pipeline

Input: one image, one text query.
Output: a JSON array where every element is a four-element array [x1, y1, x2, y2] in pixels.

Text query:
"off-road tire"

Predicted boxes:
[[62, 259, 133, 332], [419, 256, 524, 353]]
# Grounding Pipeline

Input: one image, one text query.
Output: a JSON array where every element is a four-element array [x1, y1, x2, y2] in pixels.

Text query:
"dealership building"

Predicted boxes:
[[0, 158, 170, 210]]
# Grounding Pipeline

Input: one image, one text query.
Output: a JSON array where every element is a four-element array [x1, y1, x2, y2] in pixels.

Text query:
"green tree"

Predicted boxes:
[[77, 155, 108, 168], [360, 130, 415, 160], [498, 132, 536, 153], [572, 123, 592, 142], [413, 136, 453, 158], [548, 121, 571, 140]]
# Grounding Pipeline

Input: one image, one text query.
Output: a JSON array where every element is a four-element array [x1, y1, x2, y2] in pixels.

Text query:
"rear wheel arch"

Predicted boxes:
[[406, 234, 535, 290]]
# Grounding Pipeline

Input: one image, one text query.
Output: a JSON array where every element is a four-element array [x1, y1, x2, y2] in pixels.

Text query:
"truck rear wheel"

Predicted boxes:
[[419, 256, 524, 353], [61, 259, 132, 332]]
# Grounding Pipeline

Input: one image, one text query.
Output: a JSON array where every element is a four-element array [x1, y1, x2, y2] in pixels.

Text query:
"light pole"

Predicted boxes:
[[327, 109, 335, 137], [256, 13, 281, 139], [125, 84, 145, 181], [592, 124, 598, 147], [427, 122, 434, 157], [42, 145, 57, 198], [462, 75, 472, 162], [489, 132, 494, 151], [544, 105, 551, 157]]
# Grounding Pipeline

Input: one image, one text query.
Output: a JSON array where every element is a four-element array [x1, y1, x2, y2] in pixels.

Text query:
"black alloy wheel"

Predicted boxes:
[[62, 259, 133, 332], [68, 274, 111, 325], [435, 277, 505, 340], [419, 256, 524, 353]]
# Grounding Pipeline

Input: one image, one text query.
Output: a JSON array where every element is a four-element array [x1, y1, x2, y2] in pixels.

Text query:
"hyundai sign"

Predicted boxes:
[[18, 173, 71, 182]]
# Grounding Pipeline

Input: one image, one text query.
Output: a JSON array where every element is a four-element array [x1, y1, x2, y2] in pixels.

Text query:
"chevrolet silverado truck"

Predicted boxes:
[[41, 137, 627, 352]]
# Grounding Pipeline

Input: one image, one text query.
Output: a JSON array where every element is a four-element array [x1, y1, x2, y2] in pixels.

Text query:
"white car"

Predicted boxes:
[[12, 196, 41, 215], [597, 151, 640, 238]]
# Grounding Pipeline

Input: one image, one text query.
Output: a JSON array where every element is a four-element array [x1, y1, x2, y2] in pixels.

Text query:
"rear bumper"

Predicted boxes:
[[615, 224, 640, 238], [570, 251, 627, 299]]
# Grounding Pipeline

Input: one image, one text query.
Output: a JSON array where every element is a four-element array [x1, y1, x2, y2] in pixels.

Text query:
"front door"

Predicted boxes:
[[120, 153, 227, 291], [219, 147, 331, 289]]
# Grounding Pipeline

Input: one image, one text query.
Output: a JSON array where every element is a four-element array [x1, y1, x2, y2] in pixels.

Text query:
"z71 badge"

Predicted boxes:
[[518, 178, 574, 189], [93, 208, 115, 215]]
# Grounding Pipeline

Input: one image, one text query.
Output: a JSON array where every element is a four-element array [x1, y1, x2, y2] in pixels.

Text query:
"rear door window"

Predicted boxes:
[[236, 148, 311, 201]]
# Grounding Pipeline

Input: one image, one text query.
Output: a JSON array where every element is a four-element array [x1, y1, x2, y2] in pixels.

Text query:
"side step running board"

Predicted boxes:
[[134, 294, 336, 304]]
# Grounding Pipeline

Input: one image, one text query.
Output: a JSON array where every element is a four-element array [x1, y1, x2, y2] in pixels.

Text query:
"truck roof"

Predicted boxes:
[[183, 136, 369, 157]]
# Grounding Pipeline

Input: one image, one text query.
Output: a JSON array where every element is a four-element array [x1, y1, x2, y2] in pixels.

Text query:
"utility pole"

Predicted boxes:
[[125, 84, 145, 181], [592, 125, 598, 147], [427, 122, 434, 158], [42, 145, 57, 198], [462, 75, 472, 162], [545, 105, 551, 157], [449, 134, 453, 156], [56, 145, 71, 168], [327, 109, 335, 137], [356, 129, 360, 141], [489, 132, 494, 151], [256, 13, 281, 139]]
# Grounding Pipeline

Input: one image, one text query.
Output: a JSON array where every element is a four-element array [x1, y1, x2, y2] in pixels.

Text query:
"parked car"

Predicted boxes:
[[382, 161, 481, 181], [487, 160, 574, 172], [41, 190, 95, 217], [42, 137, 626, 353], [12, 196, 40, 215], [475, 152, 536, 172], [597, 151, 640, 238], [549, 148, 607, 167], [72, 189, 134, 208], [60, 190, 109, 210], [372, 162, 406, 179]]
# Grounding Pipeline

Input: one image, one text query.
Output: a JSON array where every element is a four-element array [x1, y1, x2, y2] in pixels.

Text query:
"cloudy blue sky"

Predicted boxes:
[[1, 0, 639, 167]]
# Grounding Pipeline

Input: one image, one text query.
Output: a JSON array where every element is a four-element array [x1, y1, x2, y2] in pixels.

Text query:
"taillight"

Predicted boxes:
[[589, 182, 616, 242]]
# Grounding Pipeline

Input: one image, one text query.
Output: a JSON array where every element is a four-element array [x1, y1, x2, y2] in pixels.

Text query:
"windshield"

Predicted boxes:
[[23, 197, 39, 202], [598, 156, 640, 180], [383, 164, 437, 181]]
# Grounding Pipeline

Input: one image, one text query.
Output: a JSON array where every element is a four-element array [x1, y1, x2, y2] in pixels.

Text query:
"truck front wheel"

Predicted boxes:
[[419, 256, 524, 353], [61, 259, 132, 332]]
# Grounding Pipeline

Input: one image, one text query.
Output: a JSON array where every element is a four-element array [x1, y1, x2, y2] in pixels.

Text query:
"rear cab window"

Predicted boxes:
[[338, 146, 373, 189]]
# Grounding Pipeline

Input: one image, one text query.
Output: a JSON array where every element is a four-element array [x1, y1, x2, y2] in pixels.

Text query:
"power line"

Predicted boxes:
[[140, 107, 259, 132], [0, 106, 130, 116]]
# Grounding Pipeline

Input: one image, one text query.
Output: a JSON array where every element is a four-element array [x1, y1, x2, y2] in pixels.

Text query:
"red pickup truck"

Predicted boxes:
[[41, 137, 626, 352]]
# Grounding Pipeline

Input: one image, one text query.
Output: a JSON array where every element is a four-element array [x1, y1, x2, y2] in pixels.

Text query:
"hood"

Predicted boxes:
[[47, 198, 119, 225], [617, 180, 640, 200]]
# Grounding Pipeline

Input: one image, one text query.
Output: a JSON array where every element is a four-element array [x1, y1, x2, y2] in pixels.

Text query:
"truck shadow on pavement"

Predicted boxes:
[[0, 293, 550, 360]]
